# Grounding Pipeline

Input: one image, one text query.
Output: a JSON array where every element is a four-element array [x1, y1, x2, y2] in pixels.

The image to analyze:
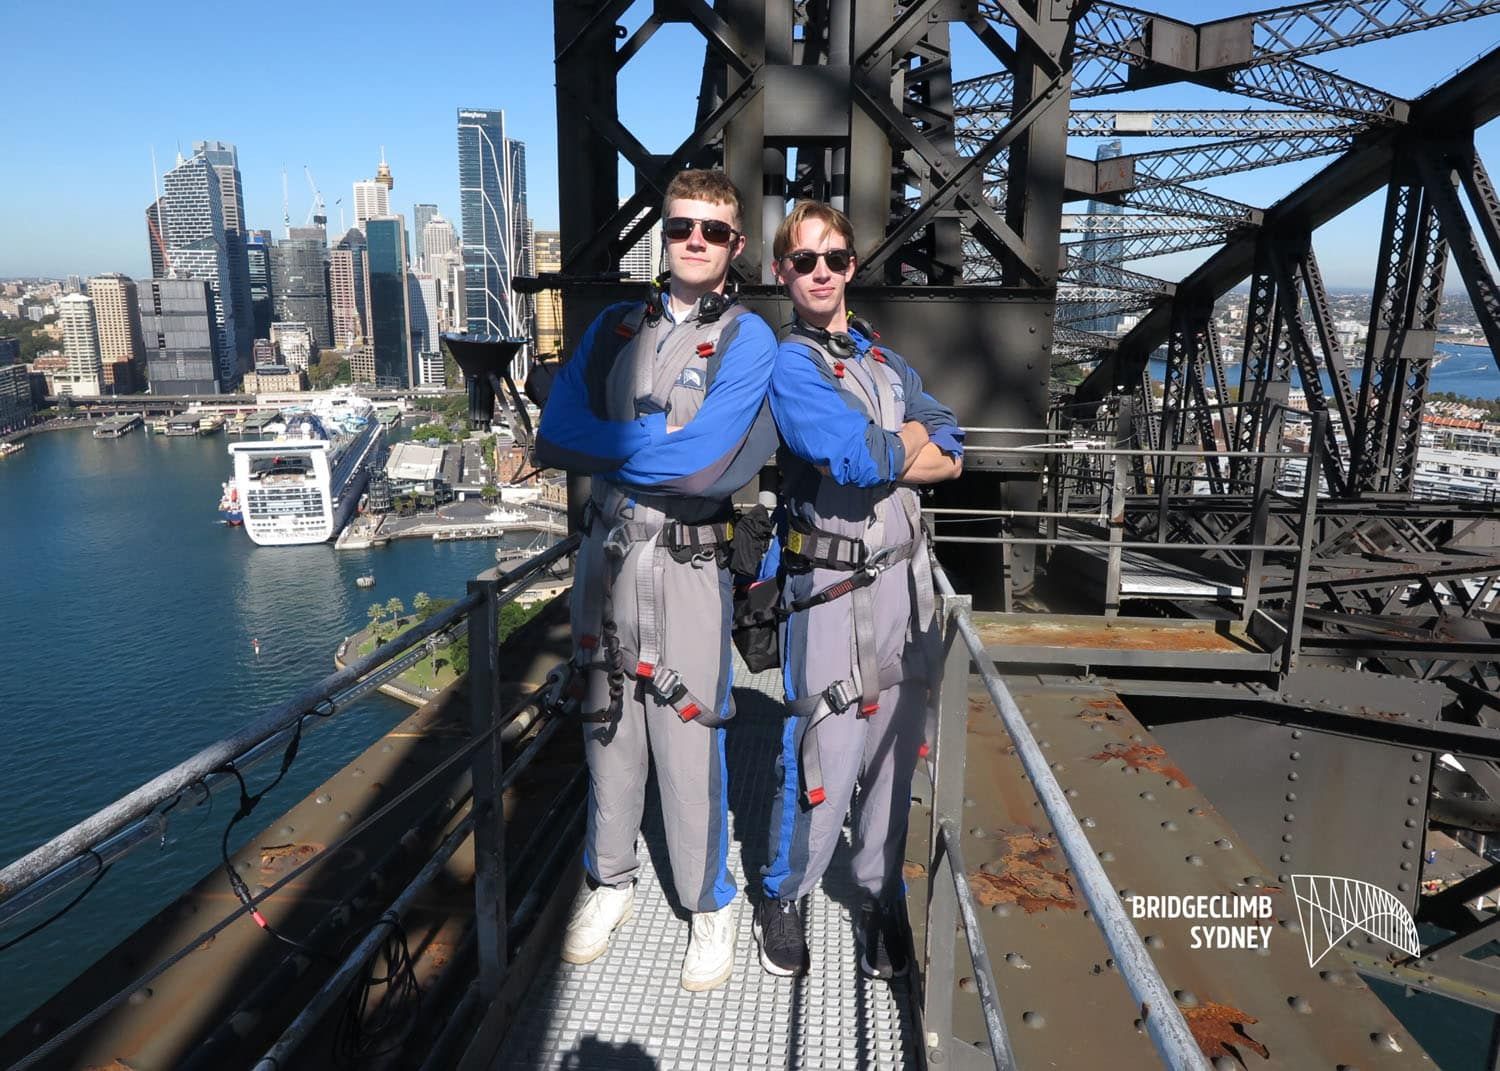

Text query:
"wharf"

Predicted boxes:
[[92, 414, 142, 438], [335, 503, 566, 551]]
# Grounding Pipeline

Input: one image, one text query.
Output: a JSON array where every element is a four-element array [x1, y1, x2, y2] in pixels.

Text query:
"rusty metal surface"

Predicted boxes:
[[976, 613, 1276, 673], [0, 601, 580, 1071], [906, 678, 1431, 1068]]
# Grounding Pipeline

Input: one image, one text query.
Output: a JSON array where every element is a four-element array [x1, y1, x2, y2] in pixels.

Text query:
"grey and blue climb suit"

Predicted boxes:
[[762, 326, 963, 903], [536, 295, 778, 913]]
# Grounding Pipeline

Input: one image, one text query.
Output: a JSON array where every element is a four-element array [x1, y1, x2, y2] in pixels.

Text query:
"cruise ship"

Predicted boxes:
[[224, 390, 384, 546]]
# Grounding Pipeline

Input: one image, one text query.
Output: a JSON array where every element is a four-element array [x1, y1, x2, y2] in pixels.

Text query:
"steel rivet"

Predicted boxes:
[[1402, 839, 1415, 849], [1022, 1011, 1046, 1028], [1186, 854, 1204, 866], [1145, 935, 1163, 948], [315, 793, 332, 805], [1400, 861, 1412, 871], [959, 977, 976, 992], [970, 828, 985, 837], [127, 988, 153, 1006], [1066, 787, 1079, 798], [1405, 818, 1418, 828], [1285, 793, 1297, 802], [278, 826, 295, 837], [1370, 1033, 1403, 1053], [1289, 751, 1300, 760], [1099, 850, 1115, 862], [1291, 730, 1302, 739], [1407, 797, 1419, 806], [1280, 853, 1291, 862], [1398, 882, 1410, 892], [1282, 833, 1294, 842], [1284, 813, 1296, 822], [1006, 952, 1030, 969], [1215, 838, 1232, 850], [991, 904, 1011, 916], [1174, 989, 1199, 1008], [1140, 791, 1155, 801], [1287, 772, 1299, 781], [1161, 820, 1178, 831], [1083, 816, 1097, 828]]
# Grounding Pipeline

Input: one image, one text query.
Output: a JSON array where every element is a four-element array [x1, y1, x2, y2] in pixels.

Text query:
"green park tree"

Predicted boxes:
[[412, 592, 432, 619], [385, 596, 406, 624]]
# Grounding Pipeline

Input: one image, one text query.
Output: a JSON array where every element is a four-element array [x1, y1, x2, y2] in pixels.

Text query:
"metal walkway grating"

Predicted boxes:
[[492, 658, 923, 1070]]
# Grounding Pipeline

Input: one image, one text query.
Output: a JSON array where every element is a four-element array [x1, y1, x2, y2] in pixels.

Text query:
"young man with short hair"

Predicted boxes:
[[536, 170, 778, 991], [755, 200, 963, 979]]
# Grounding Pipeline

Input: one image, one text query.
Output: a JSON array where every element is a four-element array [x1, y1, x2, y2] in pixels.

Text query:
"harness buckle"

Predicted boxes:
[[603, 523, 634, 561], [651, 666, 683, 701], [635, 660, 655, 680], [824, 679, 858, 713]]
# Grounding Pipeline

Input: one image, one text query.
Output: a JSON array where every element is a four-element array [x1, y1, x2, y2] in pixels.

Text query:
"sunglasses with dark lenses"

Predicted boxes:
[[662, 216, 740, 245], [783, 248, 854, 274]]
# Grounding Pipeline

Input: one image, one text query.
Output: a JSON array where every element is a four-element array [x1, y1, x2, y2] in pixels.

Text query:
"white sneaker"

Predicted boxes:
[[561, 882, 635, 964], [681, 901, 736, 991]]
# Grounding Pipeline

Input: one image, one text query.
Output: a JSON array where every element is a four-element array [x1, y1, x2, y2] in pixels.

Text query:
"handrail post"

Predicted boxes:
[[924, 594, 971, 1069], [1105, 398, 1132, 618], [467, 578, 507, 1000], [1283, 409, 1325, 674]]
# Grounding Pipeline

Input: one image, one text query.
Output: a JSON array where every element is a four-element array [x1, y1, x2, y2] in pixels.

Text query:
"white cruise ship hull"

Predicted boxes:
[[230, 423, 383, 546]]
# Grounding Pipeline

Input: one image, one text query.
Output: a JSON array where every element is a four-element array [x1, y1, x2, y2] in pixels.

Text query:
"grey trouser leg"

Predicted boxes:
[[766, 679, 923, 902], [851, 678, 927, 897], [582, 689, 650, 889]]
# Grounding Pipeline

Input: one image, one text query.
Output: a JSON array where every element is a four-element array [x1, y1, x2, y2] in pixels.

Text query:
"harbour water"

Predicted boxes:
[[1149, 341, 1500, 401], [0, 428, 534, 1032]]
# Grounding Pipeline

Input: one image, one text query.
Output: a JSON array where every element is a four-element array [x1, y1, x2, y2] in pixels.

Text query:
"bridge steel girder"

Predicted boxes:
[[1074, 47, 1500, 414]]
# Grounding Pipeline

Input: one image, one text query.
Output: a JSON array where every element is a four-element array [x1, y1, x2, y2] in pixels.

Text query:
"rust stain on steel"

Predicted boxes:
[[977, 619, 1252, 654], [1080, 698, 1124, 723], [1182, 1000, 1270, 1062], [969, 829, 1078, 913], [903, 861, 928, 880], [257, 842, 322, 875], [1090, 741, 1195, 789]]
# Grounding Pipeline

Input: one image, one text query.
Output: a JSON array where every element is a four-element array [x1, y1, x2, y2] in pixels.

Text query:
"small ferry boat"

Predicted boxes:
[[217, 480, 243, 526]]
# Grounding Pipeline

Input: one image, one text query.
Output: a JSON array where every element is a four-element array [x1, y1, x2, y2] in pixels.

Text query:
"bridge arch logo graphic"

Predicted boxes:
[[1290, 875, 1421, 968]]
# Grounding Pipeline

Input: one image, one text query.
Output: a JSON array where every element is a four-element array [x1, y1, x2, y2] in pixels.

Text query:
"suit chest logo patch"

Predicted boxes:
[[676, 367, 706, 391], [890, 379, 905, 403]]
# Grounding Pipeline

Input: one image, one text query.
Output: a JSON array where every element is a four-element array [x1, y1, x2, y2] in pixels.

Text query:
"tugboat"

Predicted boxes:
[[355, 575, 376, 588], [217, 480, 243, 526]]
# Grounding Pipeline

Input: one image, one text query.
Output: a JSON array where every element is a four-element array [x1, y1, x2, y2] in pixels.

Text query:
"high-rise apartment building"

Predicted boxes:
[[245, 233, 274, 340], [407, 273, 440, 356], [153, 151, 243, 386], [458, 108, 531, 379], [1077, 139, 1126, 335], [0, 363, 34, 434], [348, 342, 376, 385], [366, 216, 413, 387], [0, 337, 20, 365], [138, 278, 220, 394], [353, 180, 390, 231], [422, 214, 458, 266], [270, 238, 332, 350], [412, 204, 439, 268], [194, 141, 254, 368], [58, 293, 103, 396], [534, 229, 563, 357], [618, 201, 664, 280], [270, 322, 315, 371], [330, 228, 370, 347], [438, 255, 465, 336], [87, 273, 144, 392]]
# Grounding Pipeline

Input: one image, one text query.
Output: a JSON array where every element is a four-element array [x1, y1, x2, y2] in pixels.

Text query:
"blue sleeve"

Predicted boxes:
[[535, 305, 667, 473], [894, 352, 963, 458], [770, 342, 906, 488], [611, 314, 779, 498]]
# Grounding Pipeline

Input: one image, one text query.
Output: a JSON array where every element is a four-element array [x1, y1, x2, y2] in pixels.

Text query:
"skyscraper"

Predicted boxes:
[[422, 214, 458, 265], [412, 204, 439, 269], [618, 201, 664, 280], [534, 229, 563, 357], [270, 238, 332, 350], [245, 233, 274, 340], [194, 140, 254, 368], [366, 216, 413, 387], [88, 273, 144, 392], [408, 272, 440, 357], [139, 278, 219, 394], [145, 199, 168, 282], [353, 180, 390, 231], [58, 293, 103, 396], [457, 107, 530, 378], [154, 151, 243, 386], [330, 228, 370, 347], [1078, 139, 1125, 335]]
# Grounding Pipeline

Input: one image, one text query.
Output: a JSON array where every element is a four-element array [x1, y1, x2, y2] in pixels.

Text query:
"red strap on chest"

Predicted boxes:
[[696, 342, 715, 358]]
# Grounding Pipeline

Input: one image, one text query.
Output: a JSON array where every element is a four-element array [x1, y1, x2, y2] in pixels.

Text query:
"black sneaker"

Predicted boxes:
[[858, 899, 911, 979], [753, 897, 809, 977]]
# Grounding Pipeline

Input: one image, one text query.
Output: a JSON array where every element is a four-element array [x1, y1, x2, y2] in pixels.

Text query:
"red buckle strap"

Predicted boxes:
[[614, 323, 636, 339], [678, 702, 701, 721], [635, 661, 654, 679], [860, 702, 879, 717], [805, 786, 826, 806], [870, 347, 886, 363], [579, 634, 598, 650], [695, 342, 715, 357], [833, 361, 846, 378], [918, 742, 931, 758]]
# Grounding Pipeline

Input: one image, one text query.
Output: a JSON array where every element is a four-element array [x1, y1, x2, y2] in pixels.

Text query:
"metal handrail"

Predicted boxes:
[[0, 534, 580, 927], [925, 566, 1212, 1071]]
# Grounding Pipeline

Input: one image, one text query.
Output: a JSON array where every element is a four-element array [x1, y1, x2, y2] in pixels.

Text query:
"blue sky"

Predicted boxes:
[[2, 1, 1497, 289]]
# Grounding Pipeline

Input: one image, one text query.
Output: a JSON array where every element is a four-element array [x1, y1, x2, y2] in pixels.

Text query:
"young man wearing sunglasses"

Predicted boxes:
[[536, 170, 778, 991], [754, 200, 963, 981]]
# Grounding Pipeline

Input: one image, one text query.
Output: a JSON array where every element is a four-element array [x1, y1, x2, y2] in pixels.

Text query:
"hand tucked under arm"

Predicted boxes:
[[900, 440, 963, 484]]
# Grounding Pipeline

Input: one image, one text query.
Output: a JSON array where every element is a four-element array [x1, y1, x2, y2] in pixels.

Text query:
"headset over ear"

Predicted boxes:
[[646, 273, 669, 321], [646, 273, 737, 324]]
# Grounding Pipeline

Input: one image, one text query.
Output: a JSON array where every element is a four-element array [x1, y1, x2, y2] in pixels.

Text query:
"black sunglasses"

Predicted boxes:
[[662, 216, 740, 245], [782, 248, 854, 274]]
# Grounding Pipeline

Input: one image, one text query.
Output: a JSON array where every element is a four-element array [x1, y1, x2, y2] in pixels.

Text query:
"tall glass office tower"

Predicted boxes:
[[366, 216, 412, 387], [155, 152, 242, 386], [194, 141, 254, 367], [1078, 139, 1125, 335], [457, 108, 531, 379]]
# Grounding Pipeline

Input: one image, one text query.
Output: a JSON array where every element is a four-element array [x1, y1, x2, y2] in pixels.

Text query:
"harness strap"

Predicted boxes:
[[789, 663, 904, 807]]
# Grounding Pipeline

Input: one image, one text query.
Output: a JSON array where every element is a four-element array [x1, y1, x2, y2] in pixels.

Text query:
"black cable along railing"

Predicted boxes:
[[0, 533, 581, 1071]]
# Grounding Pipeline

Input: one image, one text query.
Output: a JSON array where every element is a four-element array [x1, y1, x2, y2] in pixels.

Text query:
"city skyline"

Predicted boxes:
[[2, 2, 1499, 290]]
